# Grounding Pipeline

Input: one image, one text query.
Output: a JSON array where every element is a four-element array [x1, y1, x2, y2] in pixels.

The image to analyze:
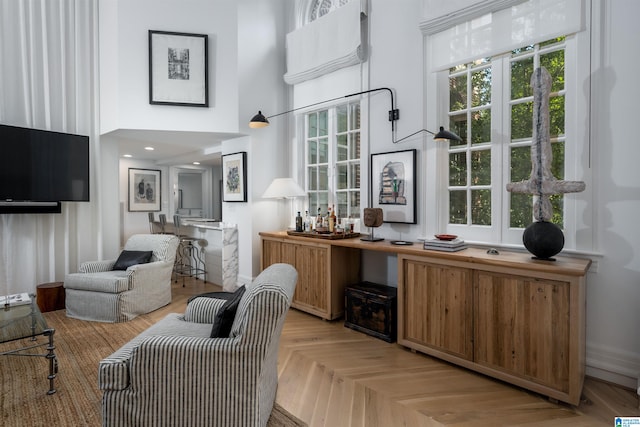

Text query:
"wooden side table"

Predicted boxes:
[[36, 282, 66, 312]]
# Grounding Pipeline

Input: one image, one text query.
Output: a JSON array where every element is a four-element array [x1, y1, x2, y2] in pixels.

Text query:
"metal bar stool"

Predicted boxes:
[[172, 215, 207, 286], [148, 213, 157, 234], [158, 214, 170, 234]]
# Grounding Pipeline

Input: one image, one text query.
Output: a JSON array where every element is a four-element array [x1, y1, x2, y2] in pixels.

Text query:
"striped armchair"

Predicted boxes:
[[64, 234, 179, 323], [99, 263, 297, 427]]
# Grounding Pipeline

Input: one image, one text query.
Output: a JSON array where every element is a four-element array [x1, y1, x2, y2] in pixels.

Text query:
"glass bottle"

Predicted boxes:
[[295, 211, 303, 232], [328, 205, 336, 233], [304, 210, 310, 231], [316, 207, 323, 230]]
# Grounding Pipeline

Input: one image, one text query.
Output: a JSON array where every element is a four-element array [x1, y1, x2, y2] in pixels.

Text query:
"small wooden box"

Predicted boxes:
[[344, 282, 397, 343]]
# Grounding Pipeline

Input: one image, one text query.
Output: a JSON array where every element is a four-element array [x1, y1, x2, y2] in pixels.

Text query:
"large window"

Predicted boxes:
[[305, 102, 361, 220], [445, 37, 574, 243]]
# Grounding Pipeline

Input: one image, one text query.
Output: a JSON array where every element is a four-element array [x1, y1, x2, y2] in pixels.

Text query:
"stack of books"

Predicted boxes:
[[422, 238, 468, 252], [0, 292, 32, 307]]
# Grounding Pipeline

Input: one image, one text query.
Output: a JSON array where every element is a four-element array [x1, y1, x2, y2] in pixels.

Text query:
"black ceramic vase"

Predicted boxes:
[[522, 221, 564, 260]]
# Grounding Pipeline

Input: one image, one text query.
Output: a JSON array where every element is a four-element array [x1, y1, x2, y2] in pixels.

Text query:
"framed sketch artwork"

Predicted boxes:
[[128, 168, 161, 212], [222, 152, 247, 202], [149, 30, 208, 107], [370, 149, 417, 224]]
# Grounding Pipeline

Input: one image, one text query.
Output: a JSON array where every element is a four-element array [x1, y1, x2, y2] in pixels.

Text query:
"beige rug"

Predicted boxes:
[[0, 310, 306, 427]]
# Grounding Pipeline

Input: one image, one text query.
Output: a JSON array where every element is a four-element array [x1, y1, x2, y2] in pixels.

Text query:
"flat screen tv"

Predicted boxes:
[[0, 124, 90, 210]]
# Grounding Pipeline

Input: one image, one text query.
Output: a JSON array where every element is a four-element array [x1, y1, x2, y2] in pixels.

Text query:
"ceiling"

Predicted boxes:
[[106, 128, 245, 166]]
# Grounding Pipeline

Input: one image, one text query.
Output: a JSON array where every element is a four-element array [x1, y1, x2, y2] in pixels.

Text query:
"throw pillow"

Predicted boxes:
[[112, 250, 153, 271], [210, 285, 246, 338]]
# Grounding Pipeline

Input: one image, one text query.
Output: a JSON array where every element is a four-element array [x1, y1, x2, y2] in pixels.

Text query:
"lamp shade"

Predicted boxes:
[[262, 178, 306, 199], [249, 111, 269, 128], [433, 126, 462, 142]]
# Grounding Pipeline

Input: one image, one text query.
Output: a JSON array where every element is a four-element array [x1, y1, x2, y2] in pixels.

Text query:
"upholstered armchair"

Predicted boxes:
[[64, 234, 179, 323], [99, 263, 297, 427]]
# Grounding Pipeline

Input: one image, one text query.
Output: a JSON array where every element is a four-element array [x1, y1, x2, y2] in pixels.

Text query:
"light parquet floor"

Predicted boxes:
[[274, 305, 639, 427], [160, 278, 640, 426]]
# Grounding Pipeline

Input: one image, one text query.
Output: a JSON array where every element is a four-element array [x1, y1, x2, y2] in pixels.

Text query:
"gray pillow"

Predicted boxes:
[[112, 250, 153, 271], [210, 286, 246, 338]]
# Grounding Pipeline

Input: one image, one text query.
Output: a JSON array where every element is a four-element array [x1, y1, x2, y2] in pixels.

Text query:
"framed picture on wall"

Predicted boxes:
[[128, 168, 161, 212], [370, 149, 417, 224], [222, 152, 247, 202], [148, 30, 208, 107]]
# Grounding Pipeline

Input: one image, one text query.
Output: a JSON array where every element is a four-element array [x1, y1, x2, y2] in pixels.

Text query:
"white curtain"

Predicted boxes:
[[0, 0, 101, 295]]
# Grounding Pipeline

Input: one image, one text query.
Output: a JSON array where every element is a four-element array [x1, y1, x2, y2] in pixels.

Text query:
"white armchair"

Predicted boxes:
[[99, 263, 297, 427], [64, 234, 179, 323]]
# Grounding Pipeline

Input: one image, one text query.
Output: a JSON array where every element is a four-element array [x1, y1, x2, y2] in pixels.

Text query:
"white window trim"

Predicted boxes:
[[425, 31, 593, 252], [297, 100, 365, 220]]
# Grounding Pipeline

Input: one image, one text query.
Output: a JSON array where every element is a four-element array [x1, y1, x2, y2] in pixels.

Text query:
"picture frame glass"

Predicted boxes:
[[149, 30, 208, 107], [128, 168, 161, 212], [370, 149, 417, 224], [222, 152, 247, 202]]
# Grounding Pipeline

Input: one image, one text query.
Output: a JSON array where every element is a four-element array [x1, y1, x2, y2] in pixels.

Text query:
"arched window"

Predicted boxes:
[[307, 0, 351, 24]]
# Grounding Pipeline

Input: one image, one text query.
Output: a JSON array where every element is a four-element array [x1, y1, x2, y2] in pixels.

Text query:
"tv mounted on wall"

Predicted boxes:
[[0, 124, 90, 214]]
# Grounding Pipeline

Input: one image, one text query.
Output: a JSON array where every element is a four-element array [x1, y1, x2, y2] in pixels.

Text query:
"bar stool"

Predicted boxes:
[[172, 215, 207, 286], [148, 213, 157, 234], [158, 214, 173, 234]]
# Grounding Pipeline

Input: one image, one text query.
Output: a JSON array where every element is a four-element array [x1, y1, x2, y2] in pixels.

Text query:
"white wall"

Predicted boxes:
[[582, 0, 640, 388], [100, 0, 239, 135], [236, 0, 288, 283]]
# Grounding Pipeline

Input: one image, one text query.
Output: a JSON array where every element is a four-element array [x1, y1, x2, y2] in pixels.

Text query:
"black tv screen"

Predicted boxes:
[[0, 124, 90, 202]]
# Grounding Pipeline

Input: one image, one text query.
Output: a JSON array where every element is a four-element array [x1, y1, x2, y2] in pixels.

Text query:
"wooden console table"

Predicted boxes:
[[258, 230, 591, 405]]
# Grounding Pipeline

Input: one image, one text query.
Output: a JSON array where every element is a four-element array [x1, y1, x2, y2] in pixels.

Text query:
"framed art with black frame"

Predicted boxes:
[[370, 149, 417, 224], [149, 30, 208, 107], [128, 168, 161, 212], [222, 152, 247, 202]]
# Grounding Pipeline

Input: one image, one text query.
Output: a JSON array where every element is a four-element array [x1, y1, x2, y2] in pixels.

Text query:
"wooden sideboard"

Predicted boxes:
[[260, 232, 360, 320], [258, 231, 591, 404]]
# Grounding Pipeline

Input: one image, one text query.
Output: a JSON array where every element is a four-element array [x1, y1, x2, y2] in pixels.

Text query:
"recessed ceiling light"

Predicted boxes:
[[193, 161, 200, 165], [144, 146, 154, 151], [123, 154, 132, 158]]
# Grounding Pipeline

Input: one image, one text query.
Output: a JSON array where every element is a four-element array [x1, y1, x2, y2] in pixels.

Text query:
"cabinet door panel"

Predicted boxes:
[[403, 259, 473, 360], [261, 240, 282, 268], [475, 272, 570, 392], [291, 244, 328, 312]]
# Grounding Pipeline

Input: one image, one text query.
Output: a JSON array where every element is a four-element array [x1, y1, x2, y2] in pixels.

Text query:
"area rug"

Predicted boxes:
[[0, 309, 306, 426]]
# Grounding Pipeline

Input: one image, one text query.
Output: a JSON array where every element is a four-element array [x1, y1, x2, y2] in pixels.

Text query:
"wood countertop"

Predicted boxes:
[[259, 230, 592, 277]]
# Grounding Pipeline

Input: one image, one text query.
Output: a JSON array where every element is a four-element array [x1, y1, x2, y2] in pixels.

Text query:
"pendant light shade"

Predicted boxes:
[[249, 111, 269, 128], [432, 126, 462, 142]]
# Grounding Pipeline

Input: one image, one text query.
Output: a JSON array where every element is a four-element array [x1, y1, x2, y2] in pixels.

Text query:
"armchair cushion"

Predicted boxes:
[[112, 250, 153, 271], [210, 285, 245, 338], [183, 297, 227, 323]]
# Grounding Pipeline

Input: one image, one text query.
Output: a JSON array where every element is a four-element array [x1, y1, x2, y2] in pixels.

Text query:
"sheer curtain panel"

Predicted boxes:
[[0, 0, 101, 296]]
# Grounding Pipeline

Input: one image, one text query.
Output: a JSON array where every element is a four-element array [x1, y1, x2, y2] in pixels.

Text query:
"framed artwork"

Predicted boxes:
[[128, 168, 161, 212], [370, 149, 417, 224], [148, 30, 208, 107], [222, 152, 247, 202]]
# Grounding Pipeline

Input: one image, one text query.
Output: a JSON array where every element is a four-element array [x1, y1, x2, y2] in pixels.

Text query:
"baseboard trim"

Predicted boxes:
[[586, 343, 640, 390]]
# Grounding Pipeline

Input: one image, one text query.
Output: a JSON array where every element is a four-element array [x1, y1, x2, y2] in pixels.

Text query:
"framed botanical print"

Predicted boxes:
[[149, 30, 208, 107], [128, 168, 161, 212], [222, 152, 247, 202], [370, 149, 417, 224]]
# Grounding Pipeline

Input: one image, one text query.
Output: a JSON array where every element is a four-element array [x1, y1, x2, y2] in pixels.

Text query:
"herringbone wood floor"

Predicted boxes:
[[147, 278, 640, 426]]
